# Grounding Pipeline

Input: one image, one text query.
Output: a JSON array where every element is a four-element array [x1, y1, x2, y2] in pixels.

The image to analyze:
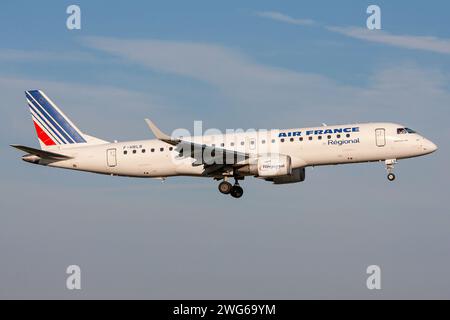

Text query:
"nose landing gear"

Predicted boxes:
[[385, 159, 397, 182]]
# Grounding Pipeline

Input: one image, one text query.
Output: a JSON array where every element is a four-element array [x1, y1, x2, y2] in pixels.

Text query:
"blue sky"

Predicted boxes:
[[1, 1, 449, 299]]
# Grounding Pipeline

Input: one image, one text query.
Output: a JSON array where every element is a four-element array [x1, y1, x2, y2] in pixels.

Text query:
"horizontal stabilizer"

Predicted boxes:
[[10, 145, 72, 160]]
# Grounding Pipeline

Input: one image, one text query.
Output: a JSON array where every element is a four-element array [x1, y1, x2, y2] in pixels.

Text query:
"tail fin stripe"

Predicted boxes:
[[27, 100, 68, 144], [33, 120, 56, 146], [27, 91, 86, 143], [26, 93, 75, 144], [30, 107, 62, 145], [26, 92, 74, 143]]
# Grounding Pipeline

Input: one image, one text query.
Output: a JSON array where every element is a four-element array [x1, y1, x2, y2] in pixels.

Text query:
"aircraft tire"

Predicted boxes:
[[218, 181, 233, 194], [230, 185, 244, 198], [387, 173, 396, 181]]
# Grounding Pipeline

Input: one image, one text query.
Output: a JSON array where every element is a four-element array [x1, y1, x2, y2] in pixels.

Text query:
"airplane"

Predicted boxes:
[[11, 90, 438, 199]]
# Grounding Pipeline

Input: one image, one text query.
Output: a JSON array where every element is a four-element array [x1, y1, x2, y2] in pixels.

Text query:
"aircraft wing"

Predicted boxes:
[[10, 145, 72, 160], [145, 119, 251, 176]]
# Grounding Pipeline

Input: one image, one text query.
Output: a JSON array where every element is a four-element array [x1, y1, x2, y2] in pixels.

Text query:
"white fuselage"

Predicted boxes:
[[39, 122, 437, 178]]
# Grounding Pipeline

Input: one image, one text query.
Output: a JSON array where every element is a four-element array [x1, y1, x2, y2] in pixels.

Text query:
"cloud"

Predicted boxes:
[[0, 49, 96, 62], [82, 37, 450, 131], [328, 26, 450, 55], [81, 36, 350, 121], [0, 76, 169, 143], [255, 11, 450, 55], [255, 11, 315, 26]]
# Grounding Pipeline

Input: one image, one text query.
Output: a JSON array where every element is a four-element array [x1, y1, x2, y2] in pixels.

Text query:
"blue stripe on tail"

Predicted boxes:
[[26, 90, 86, 144], [27, 99, 69, 144]]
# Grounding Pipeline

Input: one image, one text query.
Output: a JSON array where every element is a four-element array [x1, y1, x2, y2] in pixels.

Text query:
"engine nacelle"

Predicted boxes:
[[257, 154, 292, 177], [237, 154, 293, 177], [271, 168, 306, 184]]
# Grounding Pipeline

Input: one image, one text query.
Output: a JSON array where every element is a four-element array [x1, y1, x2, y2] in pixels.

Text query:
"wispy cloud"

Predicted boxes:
[[0, 49, 96, 62], [0, 75, 168, 142], [328, 26, 450, 55], [255, 11, 315, 26], [82, 36, 450, 129], [256, 10, 450, 55]]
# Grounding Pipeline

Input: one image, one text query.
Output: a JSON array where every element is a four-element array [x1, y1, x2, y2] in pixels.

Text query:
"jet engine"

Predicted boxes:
[[270, 168, 306, 184], [237, 154, 292, 177]]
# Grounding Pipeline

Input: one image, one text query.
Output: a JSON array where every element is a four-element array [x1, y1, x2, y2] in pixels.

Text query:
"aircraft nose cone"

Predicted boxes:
[[423, 139, 438, 153], [429, 142, 438, 152]]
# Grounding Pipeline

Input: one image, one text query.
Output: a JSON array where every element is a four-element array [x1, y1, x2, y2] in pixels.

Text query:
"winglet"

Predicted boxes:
[[145, 119, 177, 144]]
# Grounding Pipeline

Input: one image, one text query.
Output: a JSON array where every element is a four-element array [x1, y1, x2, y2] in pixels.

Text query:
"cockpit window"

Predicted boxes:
[[397, 128, 417, 134]]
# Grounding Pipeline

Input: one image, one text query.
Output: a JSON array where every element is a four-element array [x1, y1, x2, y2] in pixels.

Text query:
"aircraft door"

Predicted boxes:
[[107, 148, 117, 167], [375, 128, 386, 147]]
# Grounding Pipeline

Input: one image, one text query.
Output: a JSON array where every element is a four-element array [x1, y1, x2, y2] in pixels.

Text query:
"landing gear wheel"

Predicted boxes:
[[230, 185, 244, 199], [385, 159, 397, 182], [218, 181, 233, 194], [387, 173, 396, 181]]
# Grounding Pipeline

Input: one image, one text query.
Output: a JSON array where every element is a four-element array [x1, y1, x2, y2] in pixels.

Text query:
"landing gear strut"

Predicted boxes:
[[385, 159, 397, 182]]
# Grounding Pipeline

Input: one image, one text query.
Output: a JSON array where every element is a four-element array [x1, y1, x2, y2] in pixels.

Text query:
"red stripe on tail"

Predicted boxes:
[[33, 121, 56, 146]]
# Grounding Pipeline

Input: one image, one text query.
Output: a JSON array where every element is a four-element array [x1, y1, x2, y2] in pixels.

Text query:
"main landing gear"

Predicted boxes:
[[385, 159, 397, 182], [218, 178, 244, 198]]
